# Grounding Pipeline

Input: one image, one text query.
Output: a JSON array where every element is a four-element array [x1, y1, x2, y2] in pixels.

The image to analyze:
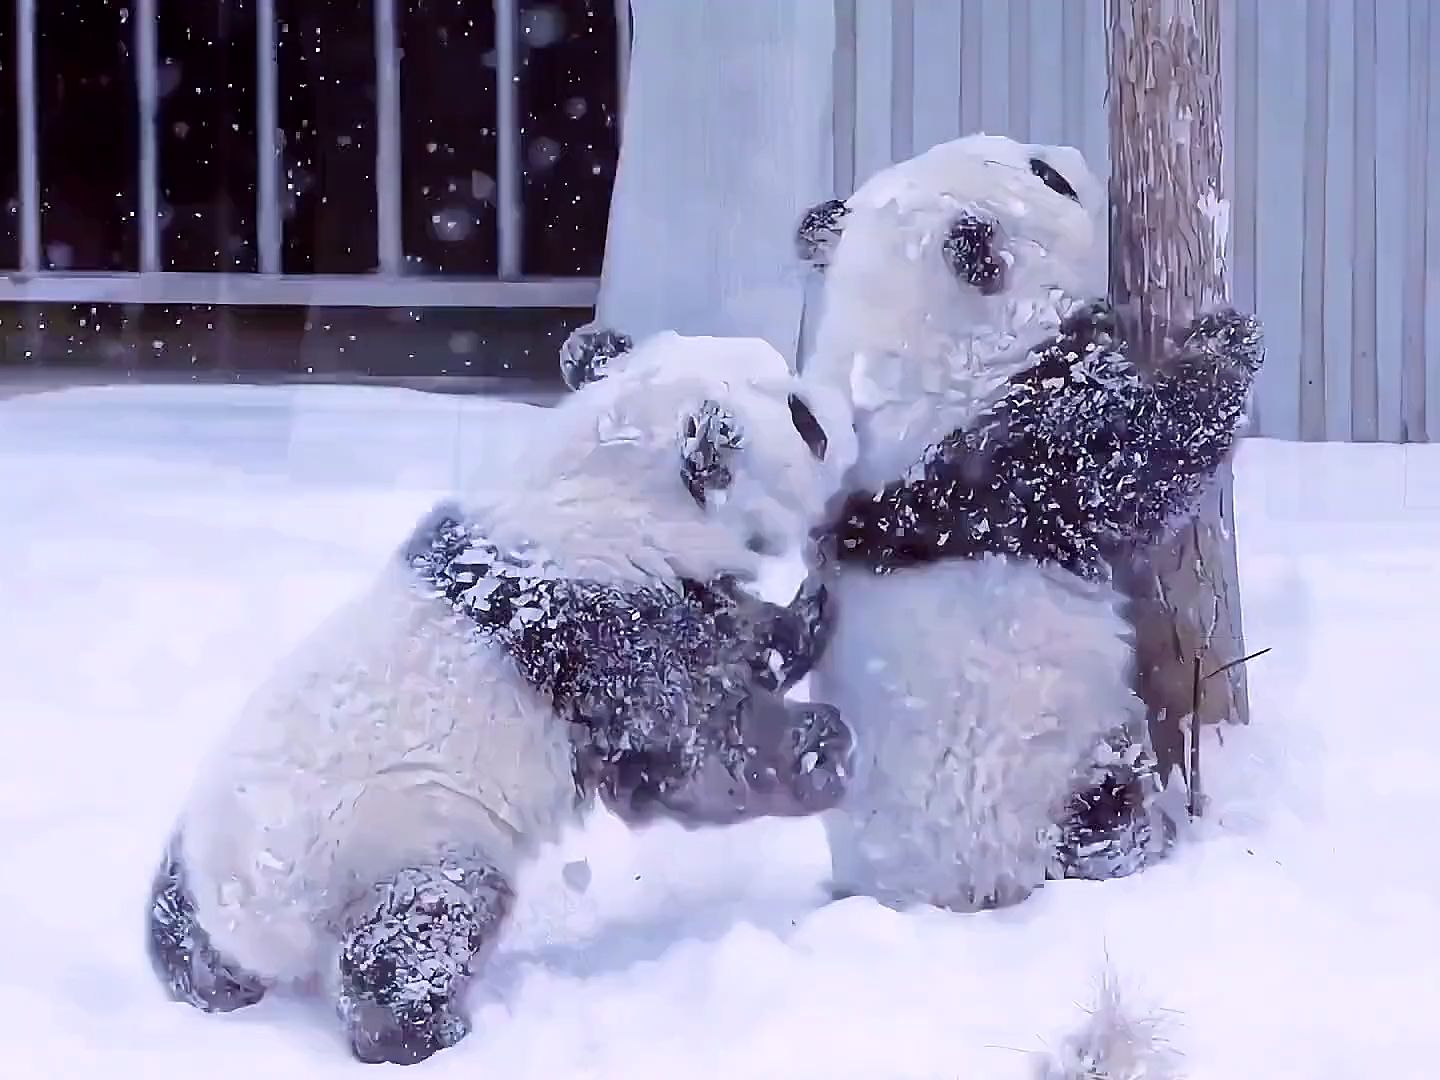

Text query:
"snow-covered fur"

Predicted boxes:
[[145, 332, 858, 1064], [796, 134, 1264, 910], [799, 133, 1107, 492]]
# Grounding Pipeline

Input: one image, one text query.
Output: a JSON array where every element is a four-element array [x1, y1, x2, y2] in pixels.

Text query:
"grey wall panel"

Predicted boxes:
[[835, 0, 1439, 443]]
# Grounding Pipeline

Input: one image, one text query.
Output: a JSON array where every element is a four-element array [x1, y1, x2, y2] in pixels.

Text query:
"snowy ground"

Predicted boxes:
[[1, 384, 1436, 1079]]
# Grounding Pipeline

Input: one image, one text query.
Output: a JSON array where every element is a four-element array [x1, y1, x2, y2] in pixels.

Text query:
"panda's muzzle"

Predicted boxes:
[[944, 212, 1006, 296]]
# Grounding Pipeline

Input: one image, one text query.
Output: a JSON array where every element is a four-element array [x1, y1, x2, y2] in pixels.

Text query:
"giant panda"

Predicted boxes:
[[144, 331, 859, 1065], [793, 133, 1265, 912]]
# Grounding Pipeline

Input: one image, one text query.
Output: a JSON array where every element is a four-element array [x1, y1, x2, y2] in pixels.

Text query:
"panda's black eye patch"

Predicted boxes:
[[1029, 157, 1079, 202], [944, 214, 1005, 295], [787, 394, 828, 461]]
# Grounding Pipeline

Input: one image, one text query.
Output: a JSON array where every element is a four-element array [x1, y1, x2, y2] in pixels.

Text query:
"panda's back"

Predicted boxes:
[[179, 566, 577, 982]]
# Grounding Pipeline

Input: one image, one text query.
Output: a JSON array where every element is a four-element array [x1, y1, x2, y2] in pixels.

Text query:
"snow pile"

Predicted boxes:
[[1, 384, 1437, 1078]]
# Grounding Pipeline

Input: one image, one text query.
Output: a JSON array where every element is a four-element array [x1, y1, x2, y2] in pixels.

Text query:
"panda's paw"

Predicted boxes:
[[559, 324, 634, 390], [1178, 308, 1265, 377], [338, 861, 513, 1065], [1057, 736, 1166, 882], [757, 571, 832, 692], [796, 198, 850, 267], [347, 1000, 470, 1067], [750, 700, 855, 814], [146, 839, 268, 1014]]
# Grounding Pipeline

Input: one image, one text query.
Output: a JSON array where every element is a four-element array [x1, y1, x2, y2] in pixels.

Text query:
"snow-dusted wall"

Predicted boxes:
[[595, 0, 835, 362]]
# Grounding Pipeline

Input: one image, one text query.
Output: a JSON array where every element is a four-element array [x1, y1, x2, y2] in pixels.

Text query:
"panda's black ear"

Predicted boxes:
[[678, 400, 745, 507], [1029, 156, 1080, 202], [795, 198, 850, 269], [559, 325, 634, 391]]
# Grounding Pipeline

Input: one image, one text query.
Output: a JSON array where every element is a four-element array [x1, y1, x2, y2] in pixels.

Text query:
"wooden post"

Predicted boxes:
[[1106, 0, 1252, 793]]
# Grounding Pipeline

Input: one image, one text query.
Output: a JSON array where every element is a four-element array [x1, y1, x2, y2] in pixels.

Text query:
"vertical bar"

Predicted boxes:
[[1299, 1, 1330, 442], [1007, 0, 1030, 142], [889, 0, 914, 164], [1428, 2, 1440, 441], [1402, 0, 1430, 442], [959, 0, 983, 136], [373, 0, 402, 275], [256, 0, 281, 274], [614, 0, 631, 139], [16, 0, 39, 272], [833, 0, 857, 197], [136, 0, 160, 272], [1234, 0, 1261, 433], [495, 0, 522, 279], [1351, 0, 1378, 442], [1060, 0, 1085, 150]]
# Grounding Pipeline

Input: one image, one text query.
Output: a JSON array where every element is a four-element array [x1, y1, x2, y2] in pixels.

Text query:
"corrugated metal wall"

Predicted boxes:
[[835, 0, 1440, 443]]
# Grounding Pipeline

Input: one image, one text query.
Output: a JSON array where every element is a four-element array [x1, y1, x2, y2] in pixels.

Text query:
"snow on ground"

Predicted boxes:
[[1, 384, 1436, 1079]]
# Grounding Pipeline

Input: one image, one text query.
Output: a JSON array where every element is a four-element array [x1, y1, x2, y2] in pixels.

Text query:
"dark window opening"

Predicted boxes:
[[157, 0, 261, 273], [400, 0, 501, 275], [36, 0, 140, 271], [518, 0, 620, 277], [276, 0, 379, 274]]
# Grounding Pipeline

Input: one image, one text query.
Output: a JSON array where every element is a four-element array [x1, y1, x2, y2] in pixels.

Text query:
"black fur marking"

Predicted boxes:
[[828, 302, 1264, 579], [146, 837, 268, 1014], [404, 507, 852, 828], [1055, 728, 1168, 881], [788, 393, 828, 461], [1029, 156, 1080, 202], [338, 860, 513, 1065], [679, 399, 743, 507], [795, 197, 850, 266], [559, 326, 633, 390], [943, 213, 1006, 295]]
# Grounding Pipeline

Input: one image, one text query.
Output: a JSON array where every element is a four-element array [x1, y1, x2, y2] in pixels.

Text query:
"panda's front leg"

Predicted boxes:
[[146, 834, 269, 1014], [337, 858, 514, 1066], [715, 568, 833, 694]]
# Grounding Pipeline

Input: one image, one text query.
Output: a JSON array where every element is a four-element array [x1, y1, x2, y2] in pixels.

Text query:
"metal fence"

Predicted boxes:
[[2, 0, 629, 310]]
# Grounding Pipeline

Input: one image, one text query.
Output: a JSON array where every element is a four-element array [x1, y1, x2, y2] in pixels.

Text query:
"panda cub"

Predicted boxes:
[[795, 134, 1264, 911], [145, 332, 858, 1065]]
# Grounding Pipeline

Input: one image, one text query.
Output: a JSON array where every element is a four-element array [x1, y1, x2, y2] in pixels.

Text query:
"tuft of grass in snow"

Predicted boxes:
[[1033, 967, 1183, 1080]]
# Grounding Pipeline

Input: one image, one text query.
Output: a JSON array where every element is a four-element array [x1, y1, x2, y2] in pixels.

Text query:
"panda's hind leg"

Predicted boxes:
[[337, 857, 514, 1066], [146, 835, 268, 1013], [1056, 729, 1170, 882]]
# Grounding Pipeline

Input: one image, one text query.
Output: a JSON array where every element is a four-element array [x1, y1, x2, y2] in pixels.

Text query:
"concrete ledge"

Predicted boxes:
[[0, 367, 567, 405]]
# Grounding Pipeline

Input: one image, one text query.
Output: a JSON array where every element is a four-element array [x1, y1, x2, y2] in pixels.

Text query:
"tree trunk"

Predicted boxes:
[[1106, 0, 1251, 798]]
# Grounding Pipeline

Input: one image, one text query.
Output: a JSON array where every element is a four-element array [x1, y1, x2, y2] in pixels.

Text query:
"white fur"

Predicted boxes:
[[804, 135, 1140, 908], [181, 571, 574, 983], [177, 333, 854, 985], [820, 559, 1139, 908], [511, 332, 857, 582], [806, 133, 1105, 491]]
